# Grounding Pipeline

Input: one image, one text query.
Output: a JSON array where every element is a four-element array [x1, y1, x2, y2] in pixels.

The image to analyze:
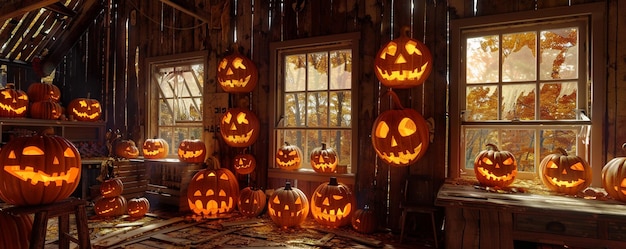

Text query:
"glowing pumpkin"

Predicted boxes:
[[0, 83, 29, 118], [177, 138, 206, 163], [602, 143, 626, 202], [26, 82, 60, 102], [237, 186, 266, 217], [0, 209, 33, 249], [275, 142, 303, 170], [539, 148, 592, 195], [114, 139, 140, 159], [30, 100, 63, 120], [94, 196, 127, 217], [67, 95, 102, 121], [127, 197, 150, 217], [100, 178, 124, 198], [233, 152, 256, 175], [0, 133, 81, 205], [351, 205, 377, 234], [311, 177, 356, 228], [473, 144, 518, 187], [374, 26, 432, 89], [268, 182, 309, 228], [310, 143, 338, 173], [219, 108, 260, 147], [217, 50, 258, 93], [187, 160, 239, 216], [371, 90, 429, 166], [142, 137, 170, 159]]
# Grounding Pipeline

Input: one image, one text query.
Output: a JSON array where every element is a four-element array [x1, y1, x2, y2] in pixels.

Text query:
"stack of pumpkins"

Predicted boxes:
[[94, 176, 150, 218]]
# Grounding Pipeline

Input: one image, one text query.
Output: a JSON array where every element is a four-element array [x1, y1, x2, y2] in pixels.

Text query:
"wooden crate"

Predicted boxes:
[[144, 161, 204, 212]]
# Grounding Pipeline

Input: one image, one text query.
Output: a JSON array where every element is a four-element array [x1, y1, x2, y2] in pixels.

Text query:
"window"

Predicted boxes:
[[146, 52, 206, 156], [269, 33, 359, 183], [450, 4, 605, 182]]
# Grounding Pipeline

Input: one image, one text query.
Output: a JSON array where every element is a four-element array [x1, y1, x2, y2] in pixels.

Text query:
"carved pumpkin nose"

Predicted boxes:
[[318, 156, 325, 163], [322, 197, 330, 206], [226, 68, 234, 75], [230, 123, 237, 130], [391, 136, 398, 147], [562, 169, 567, 174]]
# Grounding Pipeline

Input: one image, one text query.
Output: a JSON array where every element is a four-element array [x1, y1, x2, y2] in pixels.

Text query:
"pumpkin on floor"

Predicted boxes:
[[100, 178, 124, 198], [268, 182, 309, 228], [95, 195, 127, 217], [0, 209, 33, 249], [351, 205, 377, 234], [127, 197, 150, 218], [187, 158, 240, 216], [238, 187, 267, 217], [473, 143, 518, 187], [310, 177, 356, 227], [539, 148, 592, 195]]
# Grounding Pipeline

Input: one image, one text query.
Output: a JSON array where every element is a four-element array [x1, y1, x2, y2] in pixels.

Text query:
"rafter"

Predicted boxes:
[[0, 0, 60, 22], [159, 0, 211, 24]]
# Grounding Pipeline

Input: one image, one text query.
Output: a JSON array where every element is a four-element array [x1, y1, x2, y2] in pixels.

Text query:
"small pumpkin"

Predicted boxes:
[[268, 182, 309, 229], [219, 108, 260, 147], [310, 143, 338, 173], [275, 142, 303, 170], [473, 144, 518, 187], [238, 186, 267, 217], [114, 139, 140, 159], [539, 148, 592, 195], [26, 82, 60, 102], [177, 138, 206, 163], [0, 209, 33, 249], [217, 49, 258, 93], [310, 177, 356, 228], [602, 143, 626, 202], [67, 94, 102, 121], [30, 99, 63, 120], [142, 137, 170, 159], [100, 178, 124, 198], [0, 83, 29, 118], [127, 197, 150, 217], [187, 158, 240, 216], [351, 205, 377, 234], [233, 152, 256, 175], [94, 196, 127, 217]]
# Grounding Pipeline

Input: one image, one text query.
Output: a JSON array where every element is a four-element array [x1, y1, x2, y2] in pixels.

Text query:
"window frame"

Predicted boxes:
[[449, 3, 606, 185], [268, 33, 360, 185]]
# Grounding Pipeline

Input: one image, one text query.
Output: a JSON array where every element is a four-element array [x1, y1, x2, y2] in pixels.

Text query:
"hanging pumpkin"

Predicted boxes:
[[0, 133, 81, 205], [67, 94, 102, 121], [275, 142, 303, 170], [177, 138, 206, 163], [371, 90, 429, 166], [268, 182, 309, 229], [100, 178, 124, 198], [114, 139, 140, 159], [219, 108, 260, 147], [217, 49, 258, 93], [473, 144, 518, 187], [374, 26, 432, 89], [602, 143, 626, 202], [351, 205, 377, 234], [26, 82, 60, 103], [0, 83, 29, 118], [127, 197, 151, 218], [539, 148, 592, 195], [94, 195, 127, 217], [30, 99, 63, 120], [0, 209, 33, 249], [187, 158, 240, 216], [310, 177, 356, 228], [142, 137, 170, 159], [238, 186, 267, 217], [310, 143, 338, 173], [233, 152, 256, 175]]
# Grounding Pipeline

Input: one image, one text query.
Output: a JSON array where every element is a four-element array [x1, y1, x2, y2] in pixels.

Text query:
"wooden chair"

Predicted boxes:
[[399, 175, 439, 248]]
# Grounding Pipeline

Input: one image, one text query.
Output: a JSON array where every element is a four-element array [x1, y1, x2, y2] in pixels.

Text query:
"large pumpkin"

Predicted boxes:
[[0, 209, 33, 249], [127, 197, 150, 218], [187, 159, 240, 216], [177, 138, 206, 163], [219, 108, 260, 147], [473, 144, 518, 187], [268, 182, 309, 229], [0, 133, 81, 205], [217, 50, 258, 93], [30, 100, 63, 120], [310, 177, 356, 228], [67, 95, 102, 121], [310, 143, 338, 173], [0, 83, 29, 118], [94, 195, 127, 217], [238, 186, 267, 217], [114, 139, 140, 159], [374, 26, 432, 89], [539, 148, 592, 195], [26, 82, 60, 102], [233, 152, 256, 175], [142, 137, 170, 159], [351, 205, 377, 234], [275, 142, 303, 170], [371, 90, 429, 166], [100, 178, 124, 198], [602, 144, 626, 202]]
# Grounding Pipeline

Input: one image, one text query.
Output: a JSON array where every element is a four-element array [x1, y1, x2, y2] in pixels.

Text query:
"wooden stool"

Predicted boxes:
[[4, 197, 91, 249]]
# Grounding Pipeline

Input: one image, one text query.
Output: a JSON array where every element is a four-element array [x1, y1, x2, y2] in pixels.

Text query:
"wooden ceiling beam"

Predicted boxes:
[[0, 0, 60, 22], [160, 0, 211, 24], [44, 2, 77, 17]]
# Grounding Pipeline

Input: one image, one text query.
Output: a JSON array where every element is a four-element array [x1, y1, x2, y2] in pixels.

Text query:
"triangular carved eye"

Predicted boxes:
[[503, 158, 514, 165], [481, 157, 493, 165], [548, 161, 558, 169], [380, 42, 398, 59], [294, 197, 302, 204], [621, 178, 626, 188], [219, 190, 226, 196], [570, 162, 585, 171], [220, 173, 229, 180], [273, 196, 280, 204]]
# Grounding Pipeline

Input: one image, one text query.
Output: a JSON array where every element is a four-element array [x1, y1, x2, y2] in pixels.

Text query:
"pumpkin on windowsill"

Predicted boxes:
[[275, 142, 303, 170], [310, 143, 338, 173], [474, 143, 518, 188], [178, 138, 206, 163], [142, 137, 170, 159], [114, 139, 140, 159], [602, 143, 626, 202], [539, 148, 592, 195]]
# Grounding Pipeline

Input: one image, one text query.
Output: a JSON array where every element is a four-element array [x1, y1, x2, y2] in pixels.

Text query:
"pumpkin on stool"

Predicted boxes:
[[268, 182, 309, 229], [539, 148, 592, 195], [473, 143, 518, 188]]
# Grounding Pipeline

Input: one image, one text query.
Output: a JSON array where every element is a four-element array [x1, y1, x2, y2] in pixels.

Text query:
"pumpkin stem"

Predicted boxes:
[[400, 25, 411, 38], [329, 177, 339, 186], [485, 143, 499, 151], [321, 143, 327, 150], [622, 143, 626, 152], [379, 89, 405, 110], [555, 148, 568, 156], [284, 182, 293, 190]]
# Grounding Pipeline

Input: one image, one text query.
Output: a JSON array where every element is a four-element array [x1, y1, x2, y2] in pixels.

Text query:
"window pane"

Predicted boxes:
[[501, 129, 535, 173], [502, 32, 536, 82], [158, 127, 174, 154], [159, 100, 174, 125], [464, 128, 498, 169], [539, 129, 577, 160], [308, 52, 328, 91], [465, 85, 498, 121], [285, 54, 306, 92], [330, 50, 352, 90], [540, 27, 578, 80], [502, 84, 535, 120], [307, 92, 328, 127], [466, 36, 499, 83], [330, 91, 351, 127], [329, 130, 352, 170], [539, 82, 577, 120], [284, 92, 306, 127]]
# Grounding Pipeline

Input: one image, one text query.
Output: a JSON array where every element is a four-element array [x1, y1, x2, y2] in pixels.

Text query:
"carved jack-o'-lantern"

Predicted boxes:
[[539, 148, 592, 195], [0, 83, 29, 118], [127, 197, 150, 218], [473, 144, 518, 188], [30, 100, 63, 120], [237, 186, 266, 217], [217, 50, 258, 93], [0, 133, 81, 205], [94, 196, 127, 217], [220, 108, 260, 147], [351, 205, 377, 234], [374, 26, 432, 89], [371, 90, 429, 166], [310, 143, 338, 173], [275, 142, 303, 170], [100, 178, 124, 198], [27, 82, 60, 102], [114, 139, 140, 159], [233, 152, 256, 175], [187, 161, 240, 216], [177, 138, 206, 163], [602, 144, 626, 202], [142, 137, 170, 159], [67, 95, 102, 121], [268, 182, 309, 228], [311, 177, 356, 228], [0, 209, 33, 249]]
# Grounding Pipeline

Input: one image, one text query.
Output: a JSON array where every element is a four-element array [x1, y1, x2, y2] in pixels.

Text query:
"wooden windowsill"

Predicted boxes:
[[267, 168, 355, 185]]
